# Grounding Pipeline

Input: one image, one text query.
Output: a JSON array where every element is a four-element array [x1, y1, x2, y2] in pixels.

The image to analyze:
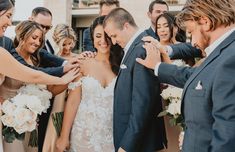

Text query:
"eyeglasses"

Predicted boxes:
[[39, 24, 52, 31]]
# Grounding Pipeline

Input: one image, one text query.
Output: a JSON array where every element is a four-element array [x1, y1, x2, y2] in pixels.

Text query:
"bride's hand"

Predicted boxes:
[[56, 137, 70, 152]]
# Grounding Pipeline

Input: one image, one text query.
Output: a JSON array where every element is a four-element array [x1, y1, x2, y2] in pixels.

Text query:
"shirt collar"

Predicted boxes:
[[123, 29, 143, 54], [205, 28, 235, 56], [151, 26, 155, 33]]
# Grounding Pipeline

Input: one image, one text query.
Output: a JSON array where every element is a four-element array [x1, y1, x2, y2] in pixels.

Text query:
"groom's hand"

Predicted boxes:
[[118, 147, 126, 152]]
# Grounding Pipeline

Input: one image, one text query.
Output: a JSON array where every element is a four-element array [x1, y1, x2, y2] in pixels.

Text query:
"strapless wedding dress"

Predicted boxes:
[[69, 76, 116, 152]]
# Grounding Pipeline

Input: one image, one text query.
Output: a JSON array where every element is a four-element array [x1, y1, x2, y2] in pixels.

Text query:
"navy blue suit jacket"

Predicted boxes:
[[114, 31, 167, 152], [82, 28, 95, 52]]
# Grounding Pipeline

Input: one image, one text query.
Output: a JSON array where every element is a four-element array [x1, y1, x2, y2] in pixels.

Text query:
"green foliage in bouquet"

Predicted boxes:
[[2, 126, 25, 143], [28, 129, 38, 147], [159, 111, 186, 130], [52, 112, 64, 136]]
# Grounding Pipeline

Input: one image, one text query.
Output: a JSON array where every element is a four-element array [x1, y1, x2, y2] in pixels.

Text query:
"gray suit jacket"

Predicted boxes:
[[114, 31, 167, 152], [158, 31, 235, 152]]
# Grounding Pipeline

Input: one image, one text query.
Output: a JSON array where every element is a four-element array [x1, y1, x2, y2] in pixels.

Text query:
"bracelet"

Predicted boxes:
[[68, 80, 82, 90]]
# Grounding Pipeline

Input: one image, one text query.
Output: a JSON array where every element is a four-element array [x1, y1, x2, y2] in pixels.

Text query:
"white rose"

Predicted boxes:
[[14, 123, 29, 134], [13, 107, 34, 126], [1, 100, 16, 115], [11, 94, 29, 107], [25, 120, 37, 132], [1, 114, 16, 127], [18, 84, 52, 113], [25, 96, 44, 115], [166, 99, 181, 116]]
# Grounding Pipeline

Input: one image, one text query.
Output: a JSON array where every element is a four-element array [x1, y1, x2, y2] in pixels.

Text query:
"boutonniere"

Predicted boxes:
[[120, 64, 127, 69]]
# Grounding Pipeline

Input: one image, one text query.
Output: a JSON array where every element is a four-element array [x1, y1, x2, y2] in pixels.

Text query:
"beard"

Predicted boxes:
[[197, 28, 210, 51]]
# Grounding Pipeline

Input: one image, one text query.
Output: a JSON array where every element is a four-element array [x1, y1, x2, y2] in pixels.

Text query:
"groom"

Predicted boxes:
[[137, 0, 235, 151], [104, 8, 167, 152]]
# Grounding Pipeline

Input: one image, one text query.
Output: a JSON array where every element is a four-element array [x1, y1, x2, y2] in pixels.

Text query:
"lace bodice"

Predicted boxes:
[[70, 76, 116, 152]]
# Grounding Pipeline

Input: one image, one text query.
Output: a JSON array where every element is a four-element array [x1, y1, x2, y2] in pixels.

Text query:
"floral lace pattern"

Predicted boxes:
[[70, 76, 116, 152]]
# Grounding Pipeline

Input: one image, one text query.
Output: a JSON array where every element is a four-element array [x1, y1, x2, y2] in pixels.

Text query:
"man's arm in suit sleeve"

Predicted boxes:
[[158, 63, 195, 88], [119, 50, 161, 151], [170, 43, 202, 59], [8, 49, 64, 77], [39, 49, 65, 67], [210, 54, 235, 151]]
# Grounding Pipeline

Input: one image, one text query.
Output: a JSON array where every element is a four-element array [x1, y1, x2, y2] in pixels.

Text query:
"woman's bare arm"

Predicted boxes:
[[0, 48, 78, 85], [56, 76, 82, 152]]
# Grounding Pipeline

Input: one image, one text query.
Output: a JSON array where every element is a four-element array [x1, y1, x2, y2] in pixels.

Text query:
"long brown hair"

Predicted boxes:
[[14, 20, 45, 66], [0, 0, 14, 16], [90, 16, 123, 75]]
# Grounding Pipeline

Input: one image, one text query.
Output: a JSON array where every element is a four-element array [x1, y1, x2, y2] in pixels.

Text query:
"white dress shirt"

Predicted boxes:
[[121, 29, 143, 63]]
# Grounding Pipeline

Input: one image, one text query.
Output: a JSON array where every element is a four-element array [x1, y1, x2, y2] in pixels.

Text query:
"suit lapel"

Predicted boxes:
[[115, 32, 146, 89], [145, 27, 159, 40], [45, 40, 55, 54], [182, 31, 235, 103]]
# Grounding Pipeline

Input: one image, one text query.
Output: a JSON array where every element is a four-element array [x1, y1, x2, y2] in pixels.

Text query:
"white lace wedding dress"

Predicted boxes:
[[69, 76, 116, 152]]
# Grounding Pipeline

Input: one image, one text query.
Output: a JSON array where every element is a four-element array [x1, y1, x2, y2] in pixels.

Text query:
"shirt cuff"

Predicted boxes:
[[166, 45, 173, 56], [62, 60, 68, 66], [154, 62, 161, 76]]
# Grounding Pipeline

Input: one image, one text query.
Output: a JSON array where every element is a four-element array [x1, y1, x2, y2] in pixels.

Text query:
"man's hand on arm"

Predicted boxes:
[[142, 36, 169, 55], [136, 42, 161, 70]]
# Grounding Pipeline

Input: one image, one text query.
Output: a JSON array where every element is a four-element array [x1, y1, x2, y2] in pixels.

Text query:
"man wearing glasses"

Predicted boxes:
[[29, 7, 54, 54]]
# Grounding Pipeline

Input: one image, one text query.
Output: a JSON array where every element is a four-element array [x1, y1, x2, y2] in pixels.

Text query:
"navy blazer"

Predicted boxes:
[[82, 28, 95, 52], [114, 31, 167, 152], [0, 36, 14, 51], [158, 31, 235, 152], [145, 27, 159, 40], [39, 49, 64, 68], [170, 43, 202, 59], [145, 27, 202, 59], [44, 39, 55, 54]]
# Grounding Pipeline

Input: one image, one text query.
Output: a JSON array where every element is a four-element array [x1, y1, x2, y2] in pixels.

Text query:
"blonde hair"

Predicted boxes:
[[176, 0, 235, 30], [53, 24, 77, 50]]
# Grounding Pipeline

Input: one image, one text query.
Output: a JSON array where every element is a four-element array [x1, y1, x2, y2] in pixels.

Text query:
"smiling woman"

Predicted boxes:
[[0, 0, 78, 85], [0, 2, 78, 149]]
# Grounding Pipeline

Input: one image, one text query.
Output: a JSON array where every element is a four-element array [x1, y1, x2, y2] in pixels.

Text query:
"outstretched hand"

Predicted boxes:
[[61, 68, 80, 84], [136, 42, 161, 70], [142, 36, 168, 55], [63, 58, 79, 73], [77, 51, 97, 59]]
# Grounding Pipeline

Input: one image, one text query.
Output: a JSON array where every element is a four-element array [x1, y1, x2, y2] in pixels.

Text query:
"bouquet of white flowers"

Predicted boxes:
[[1, 84, 52, 147], [159, 85, 185, 129], [17, 84, 52, 113]]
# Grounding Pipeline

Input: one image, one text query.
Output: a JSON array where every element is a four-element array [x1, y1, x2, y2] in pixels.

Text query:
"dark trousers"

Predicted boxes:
[[38, 98, 54, 152]]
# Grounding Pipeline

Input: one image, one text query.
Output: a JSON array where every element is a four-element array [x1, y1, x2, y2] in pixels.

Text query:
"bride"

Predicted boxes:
[[56, 16, 123, 152]]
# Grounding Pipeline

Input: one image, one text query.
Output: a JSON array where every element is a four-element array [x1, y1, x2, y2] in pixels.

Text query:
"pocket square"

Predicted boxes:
[[120, 64, 127, 69], [195, 80, 203, 90]]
